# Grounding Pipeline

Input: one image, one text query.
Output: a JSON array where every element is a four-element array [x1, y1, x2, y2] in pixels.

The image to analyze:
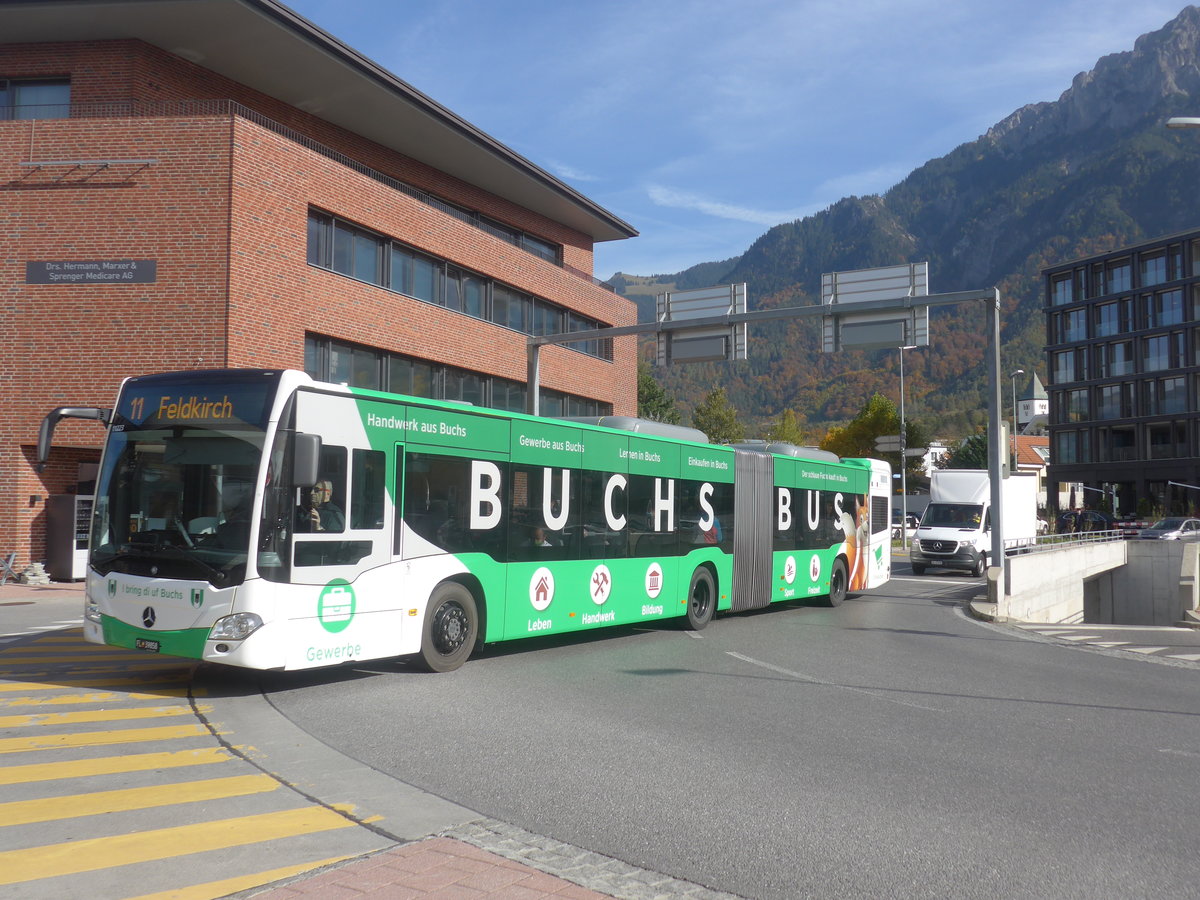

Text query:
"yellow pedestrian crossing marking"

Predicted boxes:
[[0, 655, 182, 668], [0, 635, 387, 897], [123, 855, 356, 900], [0, 746, 232, 785], [0, 773, 279, 826], [0, 805, 358, 885], [0, 722, 210, 753], [0, 686, 197, 707], [0, 671, 191, 692], [0, 703, 206, 728]]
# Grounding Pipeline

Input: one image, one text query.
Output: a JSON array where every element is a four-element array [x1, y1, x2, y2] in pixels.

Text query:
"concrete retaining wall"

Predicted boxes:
[[999, 540, 1200, 625]]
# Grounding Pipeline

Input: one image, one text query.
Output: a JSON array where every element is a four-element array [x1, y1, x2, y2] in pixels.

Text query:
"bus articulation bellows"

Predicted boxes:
[[39, 369, 892, 672]]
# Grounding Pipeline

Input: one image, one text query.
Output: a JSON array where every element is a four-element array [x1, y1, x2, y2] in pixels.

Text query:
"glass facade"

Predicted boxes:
[[1045, 230, 1200, 516]]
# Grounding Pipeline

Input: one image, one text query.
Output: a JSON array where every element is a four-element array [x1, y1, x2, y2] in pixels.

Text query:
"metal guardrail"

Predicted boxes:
[[1005, 530, 1128, 556], [6, 100, 615, 292]]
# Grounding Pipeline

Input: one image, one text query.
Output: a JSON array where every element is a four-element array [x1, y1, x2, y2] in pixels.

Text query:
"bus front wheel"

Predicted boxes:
[[418, 582, 478, 673], [686, 567, 716, 630], [824, 557, 848, 607]]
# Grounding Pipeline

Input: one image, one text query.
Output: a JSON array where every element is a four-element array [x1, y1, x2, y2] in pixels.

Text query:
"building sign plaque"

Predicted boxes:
[[26, 260, 157, 285]]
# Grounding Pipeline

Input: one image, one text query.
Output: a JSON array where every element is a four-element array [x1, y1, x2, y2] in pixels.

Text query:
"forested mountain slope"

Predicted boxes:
[[612, 6, 1200, 438]]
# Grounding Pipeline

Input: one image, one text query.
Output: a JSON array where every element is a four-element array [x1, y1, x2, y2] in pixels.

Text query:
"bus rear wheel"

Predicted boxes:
[[419, 582, 478, 673], [824, 557, 848, 607], [686, 567, 716, 630]]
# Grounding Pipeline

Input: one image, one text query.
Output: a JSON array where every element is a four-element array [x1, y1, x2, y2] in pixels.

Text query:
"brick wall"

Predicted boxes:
[[0, 39, 637, 570]]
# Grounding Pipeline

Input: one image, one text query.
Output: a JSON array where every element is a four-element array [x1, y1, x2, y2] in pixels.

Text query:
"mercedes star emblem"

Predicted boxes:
[[142, 606, 156, 628]]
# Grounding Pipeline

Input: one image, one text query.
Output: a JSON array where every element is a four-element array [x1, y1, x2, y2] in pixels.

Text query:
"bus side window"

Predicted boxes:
[[297, 445, 347, 534], [351, 448, 385, 530]]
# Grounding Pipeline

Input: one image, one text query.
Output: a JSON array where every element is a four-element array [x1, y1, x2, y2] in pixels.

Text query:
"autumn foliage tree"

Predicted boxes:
[[691, 387, 746, 444]]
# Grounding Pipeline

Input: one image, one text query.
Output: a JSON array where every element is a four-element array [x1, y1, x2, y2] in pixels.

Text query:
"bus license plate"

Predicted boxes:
[[135, 638, 160, 653]]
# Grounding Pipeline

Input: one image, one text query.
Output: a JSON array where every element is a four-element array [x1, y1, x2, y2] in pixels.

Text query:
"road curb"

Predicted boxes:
[[192, 664, 479, 843]]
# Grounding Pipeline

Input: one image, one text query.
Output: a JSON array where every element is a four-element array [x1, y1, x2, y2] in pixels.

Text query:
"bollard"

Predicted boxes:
[[986, 565, 1002, 607]]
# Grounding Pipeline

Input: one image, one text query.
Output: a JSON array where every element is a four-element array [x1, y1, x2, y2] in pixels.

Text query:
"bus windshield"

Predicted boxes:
[[89, 371, 279, 586]]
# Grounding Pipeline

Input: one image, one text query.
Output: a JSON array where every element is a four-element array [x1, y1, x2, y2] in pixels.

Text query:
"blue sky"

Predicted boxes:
[[287, 0, 1189, 279]]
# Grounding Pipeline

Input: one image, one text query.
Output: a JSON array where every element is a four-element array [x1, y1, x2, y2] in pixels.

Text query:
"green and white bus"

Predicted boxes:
[[39, 369, 892, 672]]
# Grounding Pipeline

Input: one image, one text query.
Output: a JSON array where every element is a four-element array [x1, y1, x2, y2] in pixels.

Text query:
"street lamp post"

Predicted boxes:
[[1009, 369, 1024, 475], [899, 345, 918, 550]]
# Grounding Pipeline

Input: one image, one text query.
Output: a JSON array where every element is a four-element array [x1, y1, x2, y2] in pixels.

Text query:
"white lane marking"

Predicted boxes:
[[725, 651, 943, 712], [1027, 624, 1197, 633], [1088, 642, 1130, 648], [1167, 653, 1200, 661], [1159, 748, 1200, 758], [1060, 634, 1103, 641], [1123, 646, 1169, 654], [903, 577, 981, 586]]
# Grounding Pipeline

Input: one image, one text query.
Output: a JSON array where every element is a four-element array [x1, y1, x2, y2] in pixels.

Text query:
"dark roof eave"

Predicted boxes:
[[0, 0, 638, 243]]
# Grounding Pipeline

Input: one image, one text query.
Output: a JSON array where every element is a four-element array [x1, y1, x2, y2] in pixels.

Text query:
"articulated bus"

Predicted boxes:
[[39, 369, 892, 672]]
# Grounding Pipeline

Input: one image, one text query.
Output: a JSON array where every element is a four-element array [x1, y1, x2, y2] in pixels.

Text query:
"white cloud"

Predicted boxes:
[[546, 160, 598, 183], [647, 184, 815, 226]]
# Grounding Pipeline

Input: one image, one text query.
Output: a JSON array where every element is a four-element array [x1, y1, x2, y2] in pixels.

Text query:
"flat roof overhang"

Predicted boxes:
[[0, 0, 637, 243]]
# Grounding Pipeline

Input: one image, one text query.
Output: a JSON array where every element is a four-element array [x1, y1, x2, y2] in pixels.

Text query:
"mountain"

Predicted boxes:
[[614, 5, 1200, 439]]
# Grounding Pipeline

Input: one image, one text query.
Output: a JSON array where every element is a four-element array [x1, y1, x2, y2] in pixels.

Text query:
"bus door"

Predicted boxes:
[[291, 389, 392, 585], [505, 420, 584, 638]]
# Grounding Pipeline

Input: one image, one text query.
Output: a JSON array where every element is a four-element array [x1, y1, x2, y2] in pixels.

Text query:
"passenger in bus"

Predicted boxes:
[[527, 526, 552, 548], [299, 480, 345, 533]]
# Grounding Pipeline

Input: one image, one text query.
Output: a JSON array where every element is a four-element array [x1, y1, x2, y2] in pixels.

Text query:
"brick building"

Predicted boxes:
[[2, 0, 638, 572]]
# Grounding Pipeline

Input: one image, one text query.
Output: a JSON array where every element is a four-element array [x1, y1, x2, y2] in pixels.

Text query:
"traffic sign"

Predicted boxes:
[[874, 434, 903, 452]]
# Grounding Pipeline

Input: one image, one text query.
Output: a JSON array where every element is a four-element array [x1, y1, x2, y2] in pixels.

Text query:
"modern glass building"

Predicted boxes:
[[1044, 229, 1200, 518]]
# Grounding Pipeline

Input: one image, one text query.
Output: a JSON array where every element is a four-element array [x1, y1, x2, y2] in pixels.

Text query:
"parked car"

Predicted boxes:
[[891, 510, 920, 540], [1056, 510, 1117, 533], [1137, 517, 1200, 540]]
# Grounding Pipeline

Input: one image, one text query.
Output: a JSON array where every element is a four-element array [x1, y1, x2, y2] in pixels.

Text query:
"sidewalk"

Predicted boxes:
[[241, 834, 615, 899], [236, 817, 741, 900], [0, 578, 85, 600]]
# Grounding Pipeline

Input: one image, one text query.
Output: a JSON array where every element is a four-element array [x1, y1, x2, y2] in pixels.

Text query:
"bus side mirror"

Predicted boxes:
[[293, 433, 321, 487]]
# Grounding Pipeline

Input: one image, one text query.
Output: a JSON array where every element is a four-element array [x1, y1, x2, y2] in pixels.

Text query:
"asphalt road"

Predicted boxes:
[[258, 569, 1200, 899]]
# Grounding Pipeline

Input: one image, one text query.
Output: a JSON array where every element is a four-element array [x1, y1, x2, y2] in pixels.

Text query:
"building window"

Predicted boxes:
[[1055, 430, 1089, 464], [1066, 389, 1089, 423], [304, 334, 610, 417], [1145, 289, 1184, 328], [1053, 310, 1087, 343], [0, 78, 69, 119], [1148, 422, 1187, 460], [1106, 340, 1134, 377], [1094, 302, 1119, 337], [333, 221, 384, 286], [308, 210, 610, 360], [1140, 251, 1167, 287], [1050, 274, 1073, 306], [1162, 376, 1188, 415], [1106, 258, 1132, 294], [1143, 335, 1169, 372], [1053, 350, 1073, 384], [1111, 427, 1137, 462], [1169, 243, 1185, 280], [1098, 384, 1132, 420]]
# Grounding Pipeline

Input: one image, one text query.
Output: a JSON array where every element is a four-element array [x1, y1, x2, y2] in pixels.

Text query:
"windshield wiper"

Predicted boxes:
[[151, 543, 231, 586]]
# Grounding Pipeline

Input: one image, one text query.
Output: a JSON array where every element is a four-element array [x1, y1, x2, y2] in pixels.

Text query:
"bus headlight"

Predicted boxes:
[[210, 613, 264, 642]]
